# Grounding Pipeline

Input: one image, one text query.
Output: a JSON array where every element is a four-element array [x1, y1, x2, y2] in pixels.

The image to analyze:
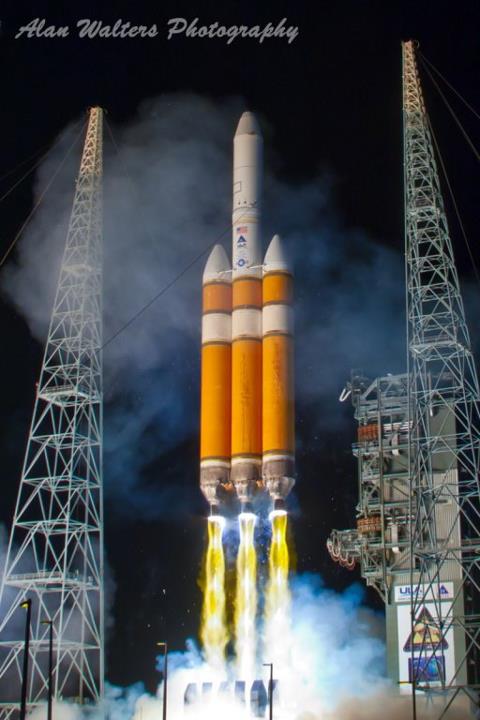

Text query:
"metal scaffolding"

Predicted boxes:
[[328, 372, 411, 600], [0, 108, 104, 717], [403, 39, 480, 714], [328, 42, 480, 717]]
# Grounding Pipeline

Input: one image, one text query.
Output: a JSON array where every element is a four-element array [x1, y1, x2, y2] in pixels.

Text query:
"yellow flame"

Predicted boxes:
[[200, 516, 228, 670], [235, 513, 257, 679], [265, 511, 291, 666]]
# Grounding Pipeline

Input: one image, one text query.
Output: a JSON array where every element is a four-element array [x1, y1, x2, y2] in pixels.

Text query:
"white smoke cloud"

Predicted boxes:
[[27, 688, 473, 720], [22, 574, 473, 719]]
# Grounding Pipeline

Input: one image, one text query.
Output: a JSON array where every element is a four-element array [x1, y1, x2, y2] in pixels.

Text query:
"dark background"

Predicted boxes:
[[0, 0, 479, 692]]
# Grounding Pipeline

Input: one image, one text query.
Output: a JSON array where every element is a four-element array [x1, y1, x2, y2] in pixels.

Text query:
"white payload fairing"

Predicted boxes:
[[232, 111, 263, 275]]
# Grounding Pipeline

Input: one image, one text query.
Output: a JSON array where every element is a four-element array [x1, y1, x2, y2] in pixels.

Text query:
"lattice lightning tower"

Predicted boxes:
[[0, 107, 104, 717], [404, 40, 480, 712]]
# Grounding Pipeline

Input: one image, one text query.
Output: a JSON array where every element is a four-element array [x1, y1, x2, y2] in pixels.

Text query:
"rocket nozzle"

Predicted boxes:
[[273, 498, 286, 512], [207, 512, 226, 531], [240, 501, 254, 515]]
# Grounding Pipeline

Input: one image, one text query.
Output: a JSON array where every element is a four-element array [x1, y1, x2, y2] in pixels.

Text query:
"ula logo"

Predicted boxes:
[[399, 584, 450, 597]]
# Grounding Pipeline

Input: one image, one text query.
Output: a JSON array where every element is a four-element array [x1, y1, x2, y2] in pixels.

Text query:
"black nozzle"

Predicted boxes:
[[241, 501, 254, 514]]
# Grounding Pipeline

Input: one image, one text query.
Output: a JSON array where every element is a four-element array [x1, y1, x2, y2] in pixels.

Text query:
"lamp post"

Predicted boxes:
[[19, 599, 32, 720], [41, 620, 53, 720], [263, 662, 273, 720], [157, 642, 168, 720]]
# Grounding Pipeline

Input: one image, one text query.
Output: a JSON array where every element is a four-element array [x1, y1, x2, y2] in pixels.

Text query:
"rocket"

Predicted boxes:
[[200, 112, 295, 511]]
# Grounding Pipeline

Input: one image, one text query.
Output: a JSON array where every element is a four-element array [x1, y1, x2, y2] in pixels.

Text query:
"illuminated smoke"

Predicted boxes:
[[20, 575, 473, 719], [264, 510, 291, 671], [235, 513, 258, 680], [200, 516, 228, 671], [25, 684, 472, 720]]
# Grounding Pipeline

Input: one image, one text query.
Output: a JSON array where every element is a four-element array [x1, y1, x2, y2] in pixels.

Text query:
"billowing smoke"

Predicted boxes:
[[23, 573, 471, 719], [1, 94, 412, 517]]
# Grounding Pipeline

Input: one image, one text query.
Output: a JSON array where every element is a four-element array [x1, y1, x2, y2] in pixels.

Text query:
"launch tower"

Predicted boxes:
[[328, 42, 480, 717], [0, 108, 104, 717]]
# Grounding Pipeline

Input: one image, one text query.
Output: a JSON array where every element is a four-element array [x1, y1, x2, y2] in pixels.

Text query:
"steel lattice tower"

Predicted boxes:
[[0, 108, 104, 717], [403, 41, 480, 713]]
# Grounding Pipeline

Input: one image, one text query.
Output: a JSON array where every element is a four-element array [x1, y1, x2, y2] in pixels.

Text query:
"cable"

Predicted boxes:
[[101, 213, 252, 348], [418, 52, 480, 285], [0, 158, 44, 204], [419, 51, 480, 122], [0, 142, 51, 184], [102, 235, 223, 350], [419, 56, 480, 164], [0, 121, 87, 268], [1, 113, 243, 351], [0, 151, 57, 206], [428, 115, 480, 289], [101, 117, 242, 351], [0, 119, 85, 204], [101, 207, 260, 351]]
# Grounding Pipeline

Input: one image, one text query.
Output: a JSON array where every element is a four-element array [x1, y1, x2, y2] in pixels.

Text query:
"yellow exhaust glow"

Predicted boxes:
[[200, 515, 228, 670], [235, 512, 257, 679], [265, 511, 291, 664]]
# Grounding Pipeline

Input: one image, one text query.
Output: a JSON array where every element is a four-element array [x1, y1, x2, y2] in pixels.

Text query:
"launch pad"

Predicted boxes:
[[184, 678, 278, 717]]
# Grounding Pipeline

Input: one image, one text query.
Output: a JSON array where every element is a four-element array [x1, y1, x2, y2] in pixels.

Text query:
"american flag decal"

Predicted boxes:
[[236, 226, 248, 234]]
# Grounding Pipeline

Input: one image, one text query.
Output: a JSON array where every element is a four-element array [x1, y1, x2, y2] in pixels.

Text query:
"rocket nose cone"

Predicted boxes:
[[264, 234, 290, 273], [235, 111, 261, 137], [203, 244, 231, 282]]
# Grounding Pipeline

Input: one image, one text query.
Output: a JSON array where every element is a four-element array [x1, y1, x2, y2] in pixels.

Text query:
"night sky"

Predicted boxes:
[[0, 0, 479, 693]]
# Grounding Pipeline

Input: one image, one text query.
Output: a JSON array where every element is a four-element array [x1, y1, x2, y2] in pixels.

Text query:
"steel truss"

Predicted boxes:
[[327, 373, 412, 599], [0, 108, 104, 717], [328, 43, 480, 717], [403, 41, 480, 715]]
